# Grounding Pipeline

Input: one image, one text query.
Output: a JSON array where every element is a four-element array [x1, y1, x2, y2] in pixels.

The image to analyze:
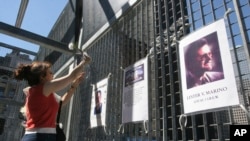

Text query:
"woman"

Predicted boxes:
[[14, 55, 90, 141]]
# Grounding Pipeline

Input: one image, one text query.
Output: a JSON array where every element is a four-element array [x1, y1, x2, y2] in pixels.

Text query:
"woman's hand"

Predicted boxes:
[[61, 72, 85, 105], [71, 72, 85, 88], [82, 52, 91, 65]]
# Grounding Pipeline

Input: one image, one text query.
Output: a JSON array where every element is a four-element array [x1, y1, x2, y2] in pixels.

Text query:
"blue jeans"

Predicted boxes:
[[21, 133, 56, 141]]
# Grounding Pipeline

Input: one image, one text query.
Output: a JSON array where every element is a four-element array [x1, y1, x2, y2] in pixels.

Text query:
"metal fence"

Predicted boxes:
[[47, 0, 250, 140]]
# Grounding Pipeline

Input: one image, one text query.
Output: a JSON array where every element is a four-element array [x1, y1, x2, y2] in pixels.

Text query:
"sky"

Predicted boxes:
[[0, 0, 68, 58]]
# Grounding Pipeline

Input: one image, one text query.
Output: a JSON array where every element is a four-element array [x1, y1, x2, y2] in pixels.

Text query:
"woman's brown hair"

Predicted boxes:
[[13, 61, 51, 86]]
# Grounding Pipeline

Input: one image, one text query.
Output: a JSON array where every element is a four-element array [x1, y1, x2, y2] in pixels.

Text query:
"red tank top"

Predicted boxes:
[[25, 84, 59, 129]]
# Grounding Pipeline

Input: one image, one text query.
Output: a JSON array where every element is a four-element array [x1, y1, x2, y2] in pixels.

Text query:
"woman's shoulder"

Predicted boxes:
[[23, 87, 31, 96], [25, 84, 44, 95]]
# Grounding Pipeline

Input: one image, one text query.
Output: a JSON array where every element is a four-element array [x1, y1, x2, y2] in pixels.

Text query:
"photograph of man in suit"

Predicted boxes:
[[94, 90, 102, 115], [184, 32, 224, 89]]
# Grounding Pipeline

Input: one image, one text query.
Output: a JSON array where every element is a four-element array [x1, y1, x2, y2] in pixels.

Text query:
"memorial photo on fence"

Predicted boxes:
[[124, 64, 144, 87], [90, 78, 108, 127], [122, 57, 149, 123], [179, 19, 239, 114], [184, 32, 224, 89]]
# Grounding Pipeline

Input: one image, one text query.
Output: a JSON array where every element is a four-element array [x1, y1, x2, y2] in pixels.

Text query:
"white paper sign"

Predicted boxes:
[[122, 57, 149, 123], [90, 78, 108, 127], [179, 19, 240, 114]]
